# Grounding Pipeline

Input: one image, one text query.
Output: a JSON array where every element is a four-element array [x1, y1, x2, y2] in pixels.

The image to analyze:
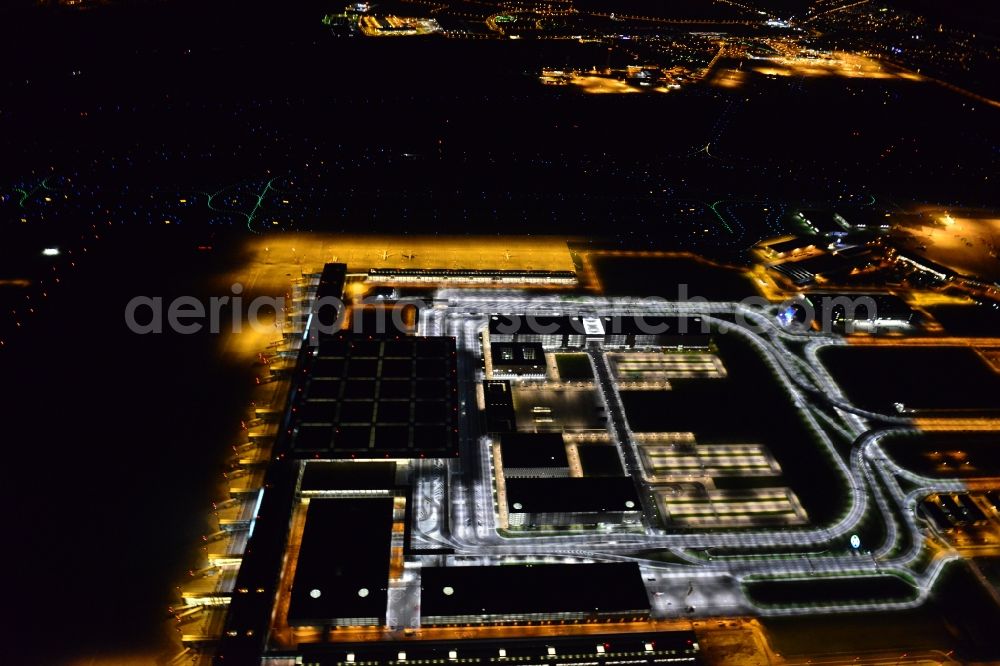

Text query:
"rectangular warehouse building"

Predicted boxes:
[[420, 563, 651, 626], [505, 476, 641, 527], [287, 498, 394, 628]]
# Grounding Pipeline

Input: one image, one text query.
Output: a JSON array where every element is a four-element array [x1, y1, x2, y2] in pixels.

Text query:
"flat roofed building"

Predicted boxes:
[[490, 342, 546, 377], [599, 315, 711, 348], [368, 267, 576, 284], [769, 246, 874, 285], [794, 209, 851, 237], [499, 432, 569, 477], [582, 316, 605, 336], [488, 315, 586, 349], [578, 445, 625, 477], [307, 263, 348, 340], [761, 236, 822, 258], [289, 334, 459, 458], [288, 498, 394, 627], [505, 476, 641, 527], [299, 461, 397, 496], [420, 563, 651, 626]]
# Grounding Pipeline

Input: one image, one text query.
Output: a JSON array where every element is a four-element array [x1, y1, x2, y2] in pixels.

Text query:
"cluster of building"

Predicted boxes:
[[488, 314, 711, 350]]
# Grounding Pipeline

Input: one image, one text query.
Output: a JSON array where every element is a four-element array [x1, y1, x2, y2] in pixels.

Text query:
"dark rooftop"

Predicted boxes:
[[490, 342, 546, 369], [420, 563, 650, 618], [288, 498, 394, 626], [483, 380, 517, 433], [505, 476, 640, 514], [289, 334, 459, 458], [499, 432, 569, 469], [797, 209, 850, 235], [370, 267, 575, 279], [489, 314, 585, 336], [317, 263, 348, 301]]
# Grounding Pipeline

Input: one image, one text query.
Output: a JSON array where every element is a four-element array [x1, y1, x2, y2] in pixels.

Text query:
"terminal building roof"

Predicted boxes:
[[420, 562, 651, 618], [300, 461, 397, 492]]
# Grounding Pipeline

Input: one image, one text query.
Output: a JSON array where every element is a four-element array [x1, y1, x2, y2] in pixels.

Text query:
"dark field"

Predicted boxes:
[[746, 575, 916, 607], [821, 346, 1000, 414]]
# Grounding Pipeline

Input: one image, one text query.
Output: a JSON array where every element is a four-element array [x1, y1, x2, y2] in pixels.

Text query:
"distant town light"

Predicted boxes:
[[42, 247, 60, 256]]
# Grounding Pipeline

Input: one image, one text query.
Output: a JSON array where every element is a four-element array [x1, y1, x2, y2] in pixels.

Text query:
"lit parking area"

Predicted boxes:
[[638, 442, 781, 483]]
